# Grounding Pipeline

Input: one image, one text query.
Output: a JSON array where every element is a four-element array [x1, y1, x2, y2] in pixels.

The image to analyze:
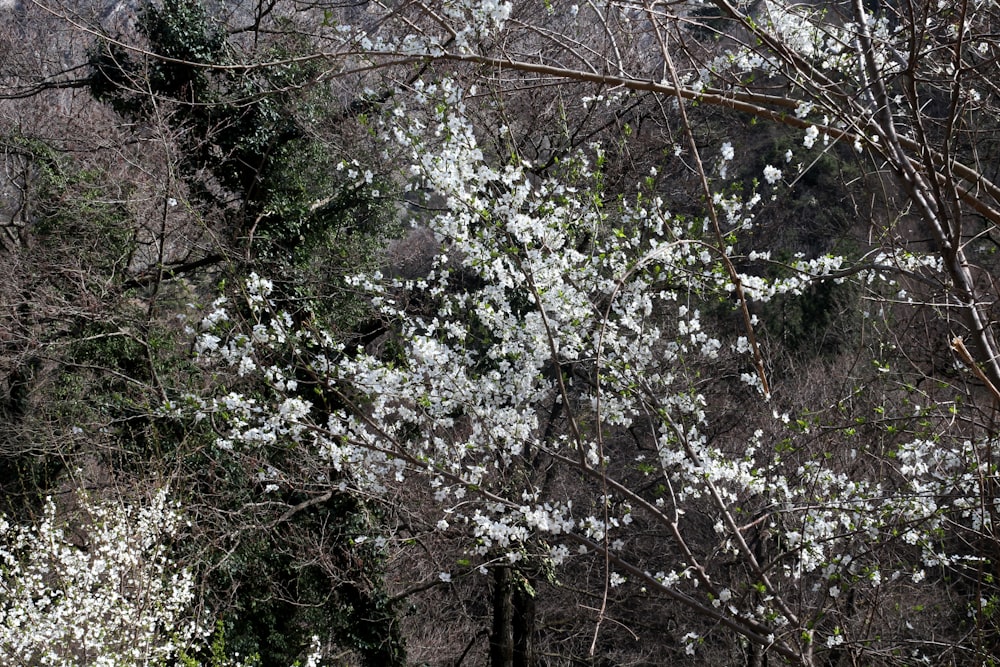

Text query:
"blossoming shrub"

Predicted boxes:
[[0, 488, 204, 666]]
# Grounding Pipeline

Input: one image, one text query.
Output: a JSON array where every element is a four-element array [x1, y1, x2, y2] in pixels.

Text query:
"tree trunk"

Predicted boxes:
[[490, 566, 535, 667]]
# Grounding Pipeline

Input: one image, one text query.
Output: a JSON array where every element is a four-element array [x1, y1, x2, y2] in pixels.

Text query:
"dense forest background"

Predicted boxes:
[[3, 0, 1000, 665]]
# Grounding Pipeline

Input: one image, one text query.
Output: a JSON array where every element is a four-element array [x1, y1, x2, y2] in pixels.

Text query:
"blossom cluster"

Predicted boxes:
[[0, 489, 204, 666]]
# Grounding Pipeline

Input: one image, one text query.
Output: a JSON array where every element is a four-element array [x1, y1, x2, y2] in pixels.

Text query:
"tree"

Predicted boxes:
[[188, 88, 984, 667], [85, 1, 408, 662]]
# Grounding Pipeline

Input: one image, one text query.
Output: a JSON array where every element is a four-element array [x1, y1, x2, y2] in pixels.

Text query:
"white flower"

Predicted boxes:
[[803, 125, 820, 148], [763, 165, 782, 184], [550, 544, 570, 565], [195, 333, 221, 355], [682, 632, 700, 655], [439, 572, 452, 583]]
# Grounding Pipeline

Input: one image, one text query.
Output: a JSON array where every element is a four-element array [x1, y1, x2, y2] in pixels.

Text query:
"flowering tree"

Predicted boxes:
[[188, 71, 998, 664]]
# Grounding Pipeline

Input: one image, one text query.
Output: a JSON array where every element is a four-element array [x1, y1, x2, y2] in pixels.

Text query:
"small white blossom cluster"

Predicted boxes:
[[703, 1, 901, 87], [0, 489, 204, 666], [803, 125, 820, 149], [862, 249, 943, 284], [732, 253, 848, 302], [581, 90, 629, 110], [719, 141, 735, 179], [441, 0, 512, 47]]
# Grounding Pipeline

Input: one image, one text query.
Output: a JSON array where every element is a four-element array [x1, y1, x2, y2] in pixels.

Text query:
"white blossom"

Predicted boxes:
[[0, 490, 204, 666], [803, 125, 820, 148]]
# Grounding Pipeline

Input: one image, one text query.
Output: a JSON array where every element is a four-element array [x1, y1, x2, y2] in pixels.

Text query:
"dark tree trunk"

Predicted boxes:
[[512, 573, 535, 666], [490, 566, 535, 667]]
